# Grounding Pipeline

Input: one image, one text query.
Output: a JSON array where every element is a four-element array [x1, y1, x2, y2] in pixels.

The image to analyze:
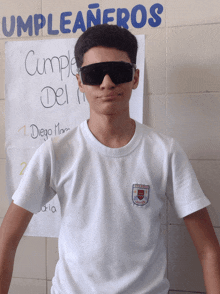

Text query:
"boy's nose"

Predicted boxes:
[[100, 74, 116, 88]]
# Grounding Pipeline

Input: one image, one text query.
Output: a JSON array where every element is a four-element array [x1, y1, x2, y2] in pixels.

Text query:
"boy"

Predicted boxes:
[[0, 24, 220, 294]]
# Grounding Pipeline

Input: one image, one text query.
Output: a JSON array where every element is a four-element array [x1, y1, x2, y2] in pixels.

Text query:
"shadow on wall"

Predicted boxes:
[[168, 64, 220, 94], [168, 64, 220, 210], [143, 61, 149, 126], [148, 63, 220, 292], [168, 223, 206, 292], [166, 63, 220, 160]]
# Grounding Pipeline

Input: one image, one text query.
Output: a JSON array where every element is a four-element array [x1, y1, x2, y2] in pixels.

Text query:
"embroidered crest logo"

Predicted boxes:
[[132, 184, 150, 206]]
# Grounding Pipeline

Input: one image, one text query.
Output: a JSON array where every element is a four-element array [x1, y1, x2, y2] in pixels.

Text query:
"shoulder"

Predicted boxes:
[[137, 122, 176, 154], [136, 122, 189, 165], [50, 121, 85, 148], [45, 121, 87, 163]]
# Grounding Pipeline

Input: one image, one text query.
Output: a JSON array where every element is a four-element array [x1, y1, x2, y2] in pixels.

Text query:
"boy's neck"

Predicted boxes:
[[87, 114, 135, 148]]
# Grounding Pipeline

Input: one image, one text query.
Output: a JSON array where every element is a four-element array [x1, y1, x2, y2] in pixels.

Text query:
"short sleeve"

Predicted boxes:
[[12, 139, 56, 214], [166, 139, 211, 218]]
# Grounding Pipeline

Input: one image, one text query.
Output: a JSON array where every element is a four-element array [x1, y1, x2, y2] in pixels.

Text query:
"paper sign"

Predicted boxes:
[[5, 35, 145, 237]]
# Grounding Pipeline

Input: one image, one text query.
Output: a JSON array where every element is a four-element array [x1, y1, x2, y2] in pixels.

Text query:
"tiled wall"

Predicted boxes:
[[0, 0, 220, 293]]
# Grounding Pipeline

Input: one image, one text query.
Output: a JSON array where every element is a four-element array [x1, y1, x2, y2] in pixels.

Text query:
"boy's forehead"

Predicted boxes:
[[82, 46, 131, 67]]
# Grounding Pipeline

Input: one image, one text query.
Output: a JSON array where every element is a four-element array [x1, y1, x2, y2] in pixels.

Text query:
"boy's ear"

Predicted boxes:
[[132, 69, 140, 90], [76, 74, 85, 93]]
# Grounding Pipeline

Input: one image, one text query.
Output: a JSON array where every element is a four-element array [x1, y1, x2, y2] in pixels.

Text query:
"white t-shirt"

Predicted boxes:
[[12, 120, 210, 294]]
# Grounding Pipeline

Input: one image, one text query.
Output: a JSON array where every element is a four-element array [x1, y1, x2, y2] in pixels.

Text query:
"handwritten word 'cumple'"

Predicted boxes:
[[2, 3, 163, 37], [25, 50, 76, 81]]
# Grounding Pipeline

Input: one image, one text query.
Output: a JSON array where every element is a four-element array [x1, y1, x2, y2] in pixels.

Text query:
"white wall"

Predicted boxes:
[[1, 0, 220, 293]]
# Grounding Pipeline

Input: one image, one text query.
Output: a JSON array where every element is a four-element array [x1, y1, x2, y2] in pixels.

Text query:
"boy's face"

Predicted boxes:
[[76, 46, 139, 117]]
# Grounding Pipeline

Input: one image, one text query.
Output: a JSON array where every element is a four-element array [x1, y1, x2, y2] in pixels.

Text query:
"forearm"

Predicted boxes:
[[184, 208, 220, 293], [201, 249, 220, 294], [0, 202, 33, 294], [0, 247, 16, 294]]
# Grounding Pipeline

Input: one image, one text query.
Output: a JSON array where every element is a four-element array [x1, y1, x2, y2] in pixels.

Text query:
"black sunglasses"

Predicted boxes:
[[78, 61, 137, 86]]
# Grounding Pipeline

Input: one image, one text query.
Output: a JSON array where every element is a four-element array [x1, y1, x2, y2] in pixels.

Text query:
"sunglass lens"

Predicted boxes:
[[80, 62, 134, 85], [110, 63, 133, 84], [81, 64, 104, 85]]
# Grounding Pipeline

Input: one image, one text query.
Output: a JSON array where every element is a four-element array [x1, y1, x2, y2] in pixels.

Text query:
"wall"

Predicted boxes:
[[0, 0, 220, 293]]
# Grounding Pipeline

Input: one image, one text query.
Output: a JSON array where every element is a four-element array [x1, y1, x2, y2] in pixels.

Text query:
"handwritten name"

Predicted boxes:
[[30, 122, 70, 141], [42, 203, 57, 213]]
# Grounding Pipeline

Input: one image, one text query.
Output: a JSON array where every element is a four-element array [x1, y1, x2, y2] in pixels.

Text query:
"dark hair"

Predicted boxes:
[[74, 24, 138, 68]]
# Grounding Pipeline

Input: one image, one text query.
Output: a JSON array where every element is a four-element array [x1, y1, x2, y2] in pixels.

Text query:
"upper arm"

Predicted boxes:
[[184, 208, 220, 261], [0, 201, 33, 250]]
